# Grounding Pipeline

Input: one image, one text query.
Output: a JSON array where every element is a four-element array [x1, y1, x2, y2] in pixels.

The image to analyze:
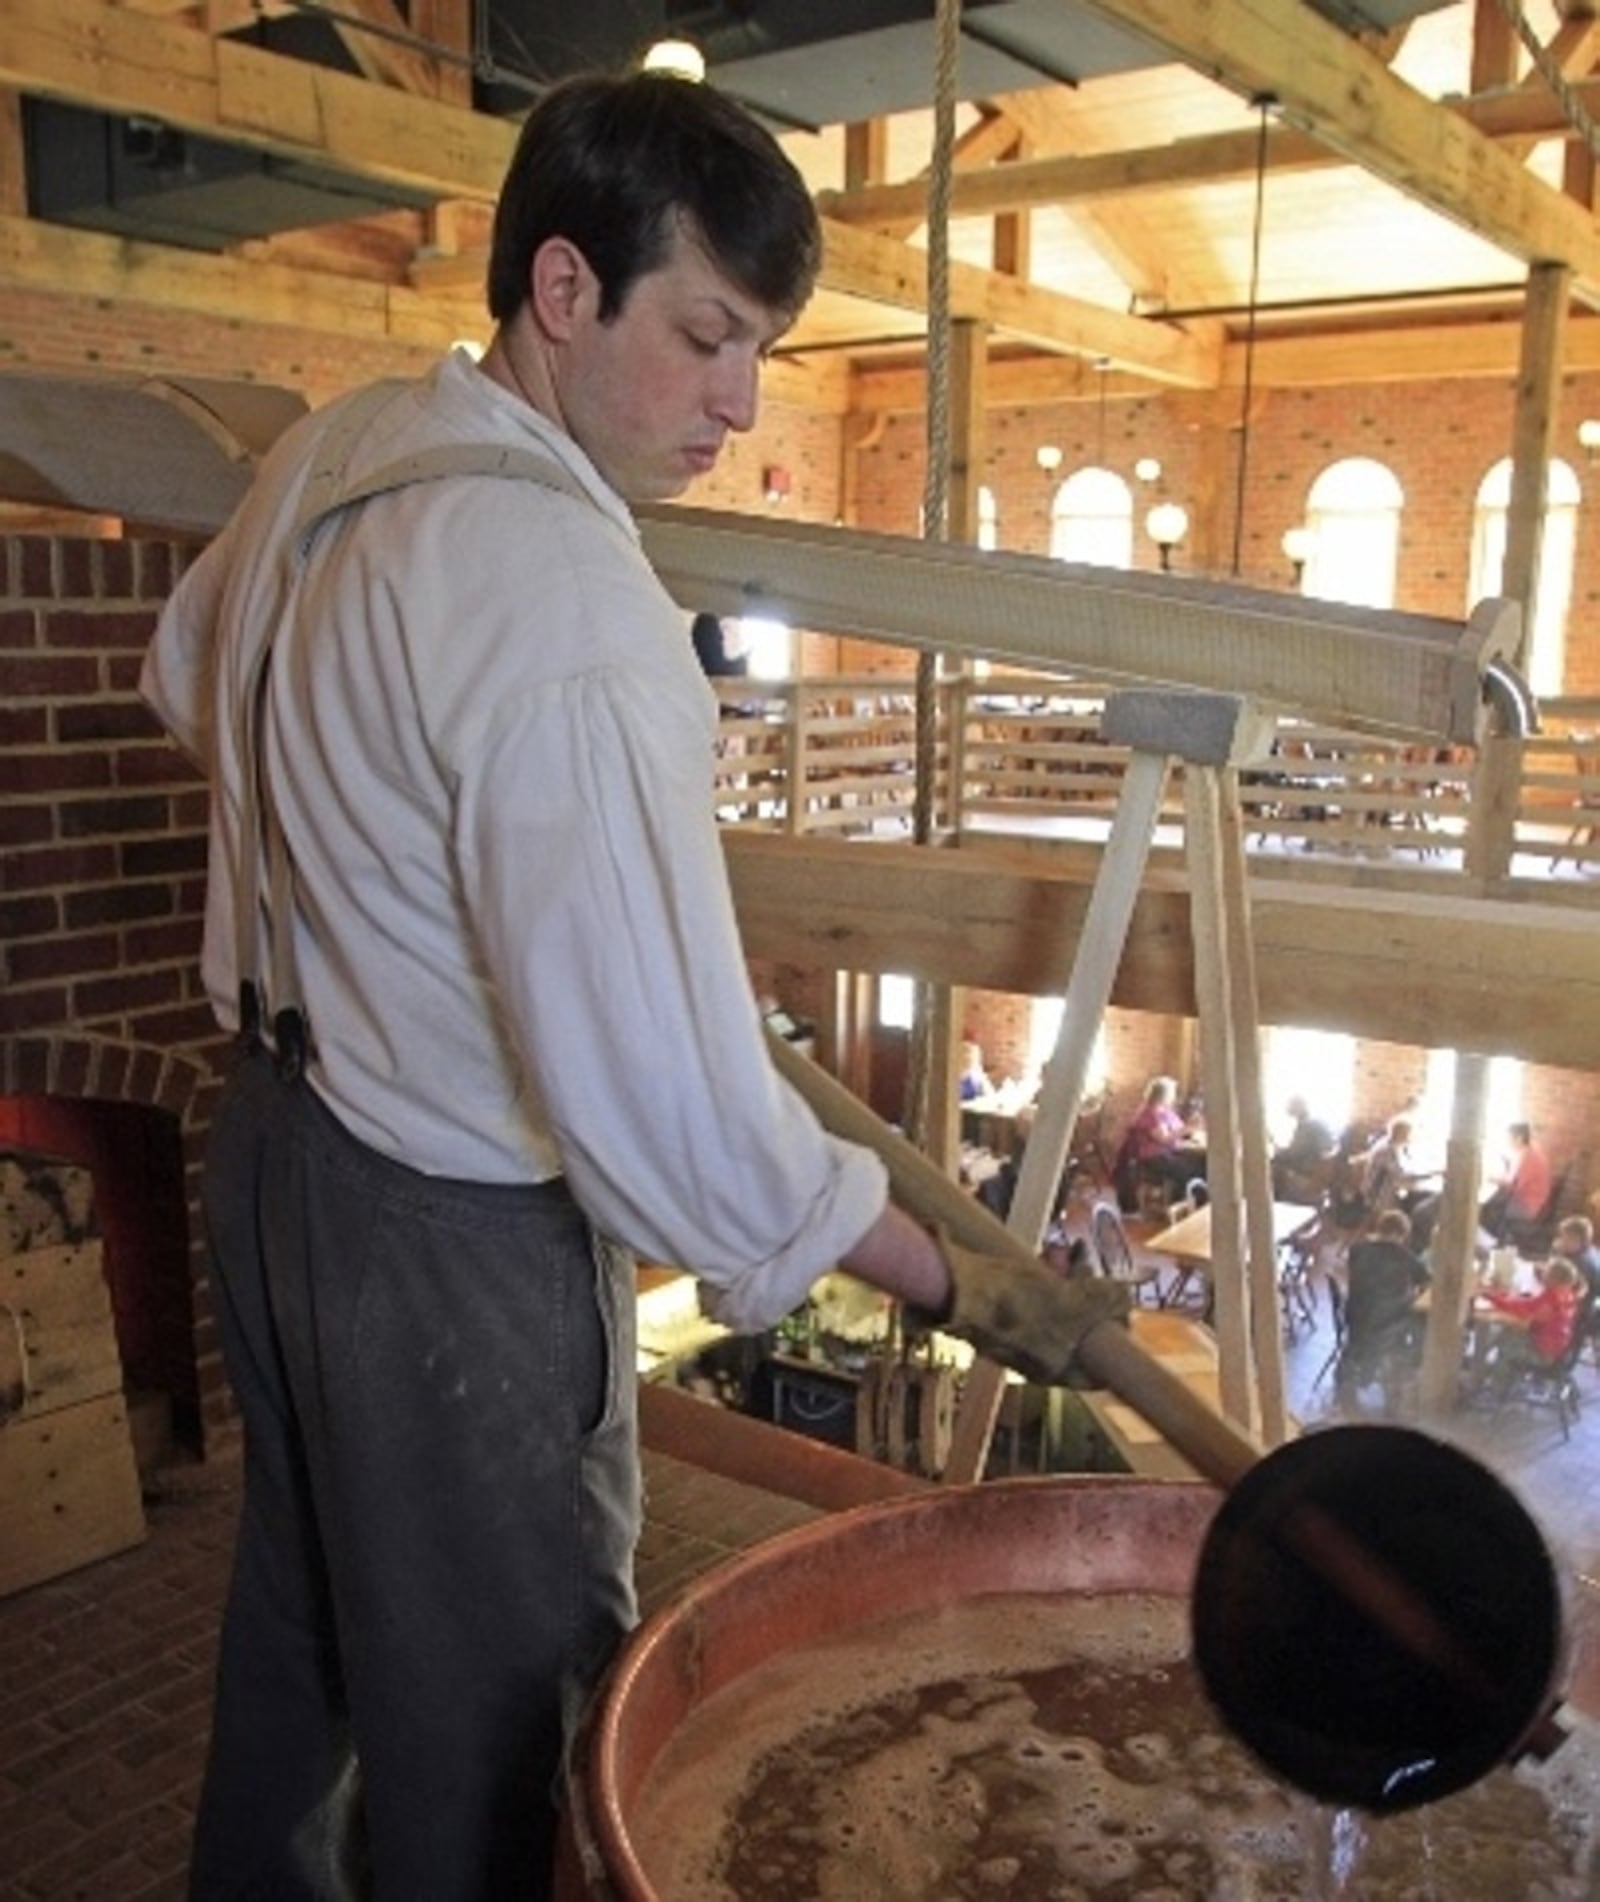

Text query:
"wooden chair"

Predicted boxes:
[[1089, 1201, 1162, 1307], [1492, 1294, 1592, 1443]]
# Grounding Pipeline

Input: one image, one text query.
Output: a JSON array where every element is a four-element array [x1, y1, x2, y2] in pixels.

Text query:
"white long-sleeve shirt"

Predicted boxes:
[[141, 349, 886, 1332]]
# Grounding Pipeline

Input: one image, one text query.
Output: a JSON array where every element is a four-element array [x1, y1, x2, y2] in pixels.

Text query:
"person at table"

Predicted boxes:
[[1114, 1075, 1205, 1208], [1337, 1209, 1430, 1410], [1479, 1121, 1553, 1244], [1480, 1254, 1585, 1396], [1357, 1116, 1435, 1222], [1272, 1095, 1337, 1205], [958, 1039, 994, 1104], [1553, 1214, 1600, 1303]]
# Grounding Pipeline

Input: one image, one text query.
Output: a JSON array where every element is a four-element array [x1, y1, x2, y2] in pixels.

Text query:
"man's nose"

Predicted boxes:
[[712, 351, 760, 432]]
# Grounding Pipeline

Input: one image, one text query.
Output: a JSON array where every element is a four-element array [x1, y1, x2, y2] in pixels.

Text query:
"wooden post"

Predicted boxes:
[[1418, 1056, 1490, 1418], [1502, 262, 1569, 667], [1215, 767, 1289, 1445], [1185, 770, 1257, 1435], [783, 683, 807, 836], [1420, 262, 1564, 1410], [943, 748, 1169, 1484]]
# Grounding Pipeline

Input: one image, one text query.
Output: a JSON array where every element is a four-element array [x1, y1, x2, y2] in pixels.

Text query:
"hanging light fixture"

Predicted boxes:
[[1147, 502, 1190, 571], [1282, 524, 1316, 586], [1578, 418, 1600, 465], [1230, 94, 1275, 578]]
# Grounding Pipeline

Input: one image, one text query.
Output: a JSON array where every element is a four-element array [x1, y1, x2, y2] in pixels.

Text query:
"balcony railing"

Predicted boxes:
[[709, 676, 1600, 894]]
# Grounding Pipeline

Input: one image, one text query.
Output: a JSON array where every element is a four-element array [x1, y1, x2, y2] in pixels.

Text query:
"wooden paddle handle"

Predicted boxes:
[[767, 1029, 1261, 1492]]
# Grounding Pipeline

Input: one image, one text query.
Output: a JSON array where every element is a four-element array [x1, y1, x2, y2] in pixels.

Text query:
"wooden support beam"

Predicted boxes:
[[0, 211, 484, 346], [0, 88, 24, 220], [847, 307, 1600, 415], [1074, 0, 1600, 299], [638, 507, 1516, 743], [1470, 0, 1519, 92], [1503, 262, 1572, 670], [722, 834, 1600, 1073], [0, 214, 849, 411], [819, 126, 1332, 229], [825, 219, 1220, 384], [0, 0, 515, 200], [822, 77, 1600, 240], [317, 0, 443, 100], [416, 216, 1219, 387], [411, 0, 472, 107]]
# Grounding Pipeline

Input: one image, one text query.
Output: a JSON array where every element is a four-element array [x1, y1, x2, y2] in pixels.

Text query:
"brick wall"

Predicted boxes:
[[854, 373, 1600, 694], [0, 530, 230, 1444]]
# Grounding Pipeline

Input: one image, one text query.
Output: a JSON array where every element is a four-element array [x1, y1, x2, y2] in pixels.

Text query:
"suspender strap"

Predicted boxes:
[[234, 386, 615, 1078]]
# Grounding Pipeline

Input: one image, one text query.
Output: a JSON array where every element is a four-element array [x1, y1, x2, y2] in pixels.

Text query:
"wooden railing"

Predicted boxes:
[[710, 676, 1600, 894]]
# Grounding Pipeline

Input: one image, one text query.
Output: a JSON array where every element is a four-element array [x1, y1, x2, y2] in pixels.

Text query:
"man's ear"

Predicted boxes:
[[529, 236, 595, 340]]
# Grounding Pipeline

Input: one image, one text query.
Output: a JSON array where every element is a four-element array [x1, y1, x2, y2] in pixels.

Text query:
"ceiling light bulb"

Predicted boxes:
[[643, 39, 706, 81], [1134, 456, 1162, 483], [1035, 443, 1063, 474], [1146, 502, 1189, 548]]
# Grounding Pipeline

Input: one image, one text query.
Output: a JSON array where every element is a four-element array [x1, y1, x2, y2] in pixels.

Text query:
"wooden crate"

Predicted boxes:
[[1, 1225, 147, 1597]]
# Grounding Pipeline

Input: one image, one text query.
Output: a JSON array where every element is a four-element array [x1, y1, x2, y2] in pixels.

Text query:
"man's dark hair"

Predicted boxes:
[[487, 71, 822, 324], [1509, 1120, 1532, 1144]]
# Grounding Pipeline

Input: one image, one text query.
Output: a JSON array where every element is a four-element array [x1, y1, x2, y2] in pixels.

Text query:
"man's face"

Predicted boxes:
[[555, 220, 793, 503]]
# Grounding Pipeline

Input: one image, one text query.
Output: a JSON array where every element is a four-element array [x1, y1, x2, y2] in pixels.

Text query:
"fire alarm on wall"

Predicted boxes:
[[762, 464, 792, 504]]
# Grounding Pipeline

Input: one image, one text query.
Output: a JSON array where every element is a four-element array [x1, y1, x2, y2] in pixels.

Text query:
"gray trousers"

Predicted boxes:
[[190, 1052, 640, 1900]]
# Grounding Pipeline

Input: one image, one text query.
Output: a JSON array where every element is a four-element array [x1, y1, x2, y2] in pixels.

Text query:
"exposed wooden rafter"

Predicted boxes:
[[0, 0, 514, 199], [1072, 0, 1600, 298]]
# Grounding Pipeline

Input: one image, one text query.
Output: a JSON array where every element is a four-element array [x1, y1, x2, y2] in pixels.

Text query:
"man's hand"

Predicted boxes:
[[912, 1230, 1131, 1386]]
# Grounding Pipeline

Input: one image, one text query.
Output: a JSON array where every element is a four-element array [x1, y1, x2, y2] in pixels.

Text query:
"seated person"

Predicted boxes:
[[1480, 1253, 1584, 1395], [1479, 1120, 1553, 1244], [1552, 1214, 1600, 1304], [1357, 1116, 1434, 1222], [1272, 1095, 1337, 1204], [1337, 1209, 1430, 1408], [1113, 1075, 1206, 1209], [958, 1039, 993, 1105]]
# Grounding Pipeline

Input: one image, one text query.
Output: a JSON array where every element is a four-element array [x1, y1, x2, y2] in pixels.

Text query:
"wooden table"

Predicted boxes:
[[1144, 1199, 1316, 1264], [1143, 1199, 1316, 1310]]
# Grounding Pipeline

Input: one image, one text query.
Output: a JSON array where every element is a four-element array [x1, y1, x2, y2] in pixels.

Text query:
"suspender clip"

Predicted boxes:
[[238, 981, 263, 1053], [274, 1007, 310, 1083]]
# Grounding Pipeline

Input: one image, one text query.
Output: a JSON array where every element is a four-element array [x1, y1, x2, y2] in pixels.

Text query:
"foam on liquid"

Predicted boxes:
[[631, 1593, 1600, 1899]]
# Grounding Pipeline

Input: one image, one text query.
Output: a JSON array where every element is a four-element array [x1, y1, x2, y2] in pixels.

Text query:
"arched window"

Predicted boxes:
[[1050, 466, 1133, 568], [1301, 457, 1404, 609], [1468, 457, 1578, 697]]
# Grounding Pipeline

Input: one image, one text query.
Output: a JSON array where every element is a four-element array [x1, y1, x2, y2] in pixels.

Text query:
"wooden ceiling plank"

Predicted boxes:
[[1072, 0, 1600, 296], [0, 0, 515, 200]]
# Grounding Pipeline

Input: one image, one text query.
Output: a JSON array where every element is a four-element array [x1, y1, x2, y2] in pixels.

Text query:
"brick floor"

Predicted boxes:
[[7, 1304, 1600, 1899], [0, 1447, 816, 1901]]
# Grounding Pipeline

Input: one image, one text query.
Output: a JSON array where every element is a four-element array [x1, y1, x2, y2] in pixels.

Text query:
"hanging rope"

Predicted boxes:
[[902, 0, 962, 1154], [1487, 0, 1600, 169], [1230, 95, 1273, 578]]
